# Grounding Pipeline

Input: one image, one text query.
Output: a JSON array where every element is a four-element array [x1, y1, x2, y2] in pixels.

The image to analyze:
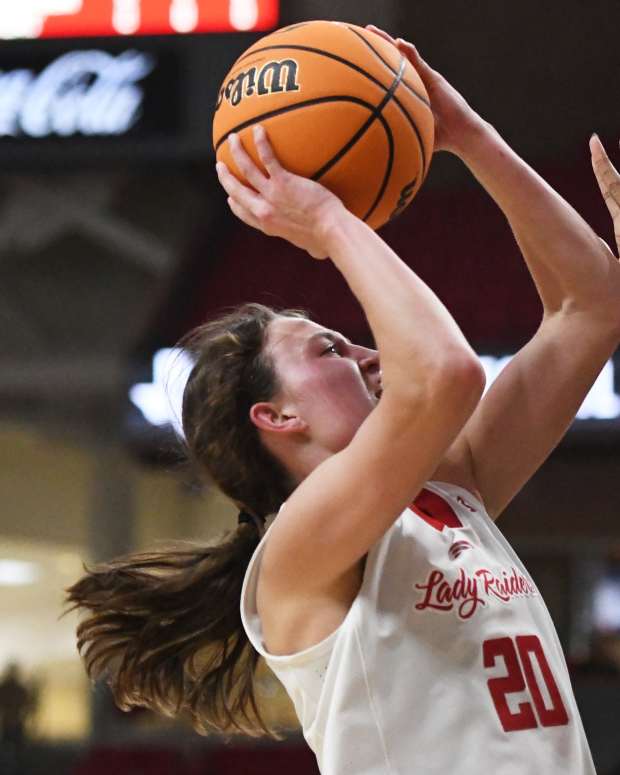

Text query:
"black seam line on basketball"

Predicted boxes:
[[235, 43, 428, 175], [311, 57, 405, 182], [214, 95, 385, 153], [346, 27, 429, 176], [345, 27, 430, 109], [345, 26, 429, 174], [362, 112, 394, 224], [275, 22, 314, 33], [214, 92, 392, 227]]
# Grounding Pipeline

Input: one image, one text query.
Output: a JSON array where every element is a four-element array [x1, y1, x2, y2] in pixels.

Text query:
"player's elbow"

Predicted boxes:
[[442, 351, 486, 410], [389, 349, 485, 418], [409, 350, 485, 414]]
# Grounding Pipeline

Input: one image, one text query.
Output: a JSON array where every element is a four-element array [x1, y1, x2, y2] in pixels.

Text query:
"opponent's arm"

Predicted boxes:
[[590, 134, 620, 258], [369, 27, 620, 518]]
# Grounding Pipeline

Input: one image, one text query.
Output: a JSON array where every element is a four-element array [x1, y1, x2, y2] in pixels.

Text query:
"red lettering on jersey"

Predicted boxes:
[[414, 567, 537, 621], [483, 637, 538, 731], [516, 635, 569, 727], [456, 495, 477, 512], [483, 635, 569, 732], [415, 568, 485, 619], [476, 568, 537, 602]]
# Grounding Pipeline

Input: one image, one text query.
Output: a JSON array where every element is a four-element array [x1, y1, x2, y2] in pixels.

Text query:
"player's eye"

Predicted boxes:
[[322, 343, 340, 355]]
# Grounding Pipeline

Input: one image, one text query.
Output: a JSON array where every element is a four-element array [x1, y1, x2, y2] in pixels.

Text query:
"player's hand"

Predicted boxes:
[[366, 25, 486, 156], [216, 125, 345, 259], [590, 133, 620, 259]]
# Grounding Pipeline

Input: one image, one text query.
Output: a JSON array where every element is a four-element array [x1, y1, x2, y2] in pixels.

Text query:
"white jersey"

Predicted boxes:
[[240, 481, 596, 774]]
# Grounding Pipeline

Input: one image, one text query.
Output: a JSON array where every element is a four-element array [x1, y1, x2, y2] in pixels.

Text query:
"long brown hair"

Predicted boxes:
[[64, 303, 309, 741]]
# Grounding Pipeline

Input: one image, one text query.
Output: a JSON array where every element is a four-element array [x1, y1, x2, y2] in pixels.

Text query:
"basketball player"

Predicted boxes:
[[212, 28, 620, 774], [65, 27, 620, 775]]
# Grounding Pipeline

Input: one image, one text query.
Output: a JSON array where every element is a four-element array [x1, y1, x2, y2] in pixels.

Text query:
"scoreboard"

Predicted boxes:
[[1, 0, 279, 38]]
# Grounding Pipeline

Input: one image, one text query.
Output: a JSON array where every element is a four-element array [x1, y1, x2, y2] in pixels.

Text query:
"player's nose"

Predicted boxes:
[[359, 352, 382, 385]]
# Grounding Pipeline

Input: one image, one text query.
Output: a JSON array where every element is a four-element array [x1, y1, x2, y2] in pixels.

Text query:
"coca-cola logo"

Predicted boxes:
[[0, 49, 155, 138]]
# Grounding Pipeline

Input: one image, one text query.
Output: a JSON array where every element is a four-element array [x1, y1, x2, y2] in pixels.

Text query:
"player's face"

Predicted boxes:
[[264, 316, 382, 452]]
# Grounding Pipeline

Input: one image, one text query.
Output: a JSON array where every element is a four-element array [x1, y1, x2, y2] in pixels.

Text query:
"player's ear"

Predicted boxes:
[[249, 402, 308, 434]]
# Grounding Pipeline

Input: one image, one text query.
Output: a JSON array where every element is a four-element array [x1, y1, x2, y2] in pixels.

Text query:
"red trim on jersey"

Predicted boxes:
[[410, 488, 463, 531]]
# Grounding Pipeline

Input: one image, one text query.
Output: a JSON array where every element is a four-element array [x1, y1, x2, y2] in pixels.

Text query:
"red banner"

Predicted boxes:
[[2, 0, 279, 39]]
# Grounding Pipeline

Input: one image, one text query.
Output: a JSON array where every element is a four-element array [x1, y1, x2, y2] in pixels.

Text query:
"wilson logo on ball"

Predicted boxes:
[[216, 58, 300, 110], [390, 178, 417, 221]]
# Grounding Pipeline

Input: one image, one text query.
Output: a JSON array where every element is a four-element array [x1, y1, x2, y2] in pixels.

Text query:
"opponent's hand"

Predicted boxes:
[[366, 24, 486, 156], [216, 125, 345, 259], [590, 133, 620, 259]]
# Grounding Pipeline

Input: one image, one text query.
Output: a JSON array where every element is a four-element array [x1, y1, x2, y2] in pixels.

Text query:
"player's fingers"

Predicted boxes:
[[366, 27, 437, 86], [590, 136, 620, 257], [396, 38, 436, 76], [253, 124, 285, 178], [589, 132, 612, 163], [591, 154, 619, 187], [365, 24, 398, 46], [227, 132, 270, 192], [227, 196, 262, 230], [602, 183, 620, 216], [589, 134, 618, 183], [595, 168, 620, 212], [589, 135, 620, 216], [216, 161, 264, 214]]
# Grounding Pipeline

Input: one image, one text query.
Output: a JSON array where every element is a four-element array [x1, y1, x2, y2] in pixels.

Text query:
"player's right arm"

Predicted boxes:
[[216, 127, 485, 595], [265, 216, 485, 594]]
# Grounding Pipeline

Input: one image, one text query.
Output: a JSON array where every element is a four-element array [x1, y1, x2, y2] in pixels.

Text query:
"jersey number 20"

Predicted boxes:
[[483, 635, 569, 732]]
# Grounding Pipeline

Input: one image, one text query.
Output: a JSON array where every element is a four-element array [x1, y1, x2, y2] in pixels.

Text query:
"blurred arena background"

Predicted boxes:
[[0, 0, 619, 773]]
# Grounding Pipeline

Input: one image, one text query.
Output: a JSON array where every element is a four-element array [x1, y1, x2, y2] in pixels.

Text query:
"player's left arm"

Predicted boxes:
[[365, 26, 620, 518], [436, 134, 620, 520]]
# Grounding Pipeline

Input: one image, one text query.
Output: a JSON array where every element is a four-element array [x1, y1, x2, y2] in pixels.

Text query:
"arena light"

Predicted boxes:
[[130, 350, 620, 435], [479, 355, 620, 421], [593, 574, 620, 632], [129, 348, 195, 437], [0, 559, 41, 586], [0, 0, 279, 40]]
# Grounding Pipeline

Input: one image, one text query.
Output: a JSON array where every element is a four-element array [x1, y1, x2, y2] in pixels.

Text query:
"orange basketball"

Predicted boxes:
[[213, 20, 434, 231]]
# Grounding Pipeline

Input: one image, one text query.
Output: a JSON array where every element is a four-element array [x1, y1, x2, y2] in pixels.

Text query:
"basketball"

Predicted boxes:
[[213, 20, 434, 231]]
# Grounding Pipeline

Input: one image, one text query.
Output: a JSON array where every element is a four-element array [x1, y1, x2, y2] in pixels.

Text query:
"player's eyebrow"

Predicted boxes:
[[306, 331, 352, 350]]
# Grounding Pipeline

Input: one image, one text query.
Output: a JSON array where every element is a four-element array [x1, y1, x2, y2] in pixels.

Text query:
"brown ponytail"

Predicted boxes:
[[64, 303, 309, 740]]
